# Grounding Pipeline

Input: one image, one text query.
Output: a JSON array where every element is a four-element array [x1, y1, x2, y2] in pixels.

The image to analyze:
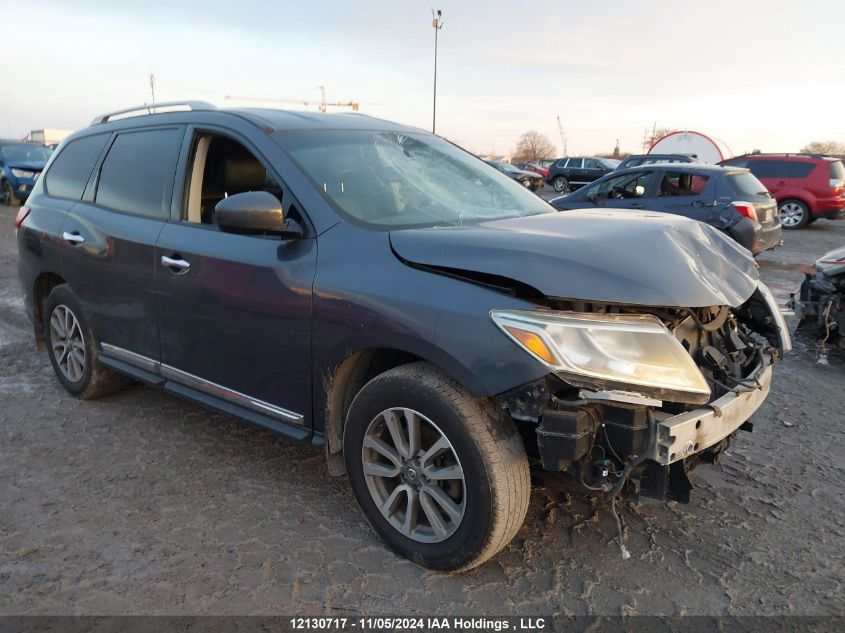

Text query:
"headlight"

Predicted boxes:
[[491, 309, 711, 404], [11, 169, 35, 179]]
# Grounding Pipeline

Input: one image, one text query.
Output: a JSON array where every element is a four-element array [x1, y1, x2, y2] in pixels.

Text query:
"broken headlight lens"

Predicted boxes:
[[491, 309, 711, 404]]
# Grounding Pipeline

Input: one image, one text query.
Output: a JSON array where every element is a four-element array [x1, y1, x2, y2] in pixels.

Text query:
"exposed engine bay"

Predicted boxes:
[[789, 245, 845, 363], [500, 286, 789, 512]]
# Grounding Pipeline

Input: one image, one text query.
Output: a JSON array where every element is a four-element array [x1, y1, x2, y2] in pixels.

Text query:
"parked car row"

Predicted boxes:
[[485, 160, 545, 191], [549, 163, 781, 255]]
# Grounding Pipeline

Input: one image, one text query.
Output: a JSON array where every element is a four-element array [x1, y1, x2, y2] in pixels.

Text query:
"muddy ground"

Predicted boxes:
[[1, 200, 843, 616]]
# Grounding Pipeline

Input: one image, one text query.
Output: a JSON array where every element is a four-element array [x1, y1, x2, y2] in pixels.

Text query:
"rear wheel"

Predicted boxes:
[[344, 362, 530, 571], [552, 176, 569, 193], [778, 199, 810, 229], [44, 285, 126, 399], [2, 180, 20, 207]]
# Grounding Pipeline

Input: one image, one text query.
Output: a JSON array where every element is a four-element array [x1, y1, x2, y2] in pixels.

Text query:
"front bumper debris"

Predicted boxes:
[[648, 364, 771, 465]]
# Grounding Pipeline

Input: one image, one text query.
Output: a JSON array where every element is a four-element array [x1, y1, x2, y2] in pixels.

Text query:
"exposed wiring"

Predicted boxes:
[[610, 495, 631, 560], [602, 423, 626, 466], [817, 298, 833, 362], [605, 410, 657, 559]]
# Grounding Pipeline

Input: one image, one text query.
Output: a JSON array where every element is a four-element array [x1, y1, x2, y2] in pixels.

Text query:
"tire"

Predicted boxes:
[[778, 199, 810, 229], [552, 176, 569, 193], [43, 285, 126, 399], [2, 180, 20, 207], [343, 362, 530, 571]]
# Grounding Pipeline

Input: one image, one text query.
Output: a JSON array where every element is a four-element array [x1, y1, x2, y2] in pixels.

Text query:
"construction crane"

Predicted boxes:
[[224, 86, 359, 112], [556, 116, 567, 157]]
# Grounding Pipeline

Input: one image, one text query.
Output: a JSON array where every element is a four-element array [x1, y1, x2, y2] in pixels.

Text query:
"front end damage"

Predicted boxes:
[[497, 283, 790, 505]]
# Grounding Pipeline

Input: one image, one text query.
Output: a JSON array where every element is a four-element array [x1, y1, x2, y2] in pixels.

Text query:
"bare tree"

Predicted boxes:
[[801, 141, 845, 155], [646, 128, 674, 151], [513, 131, 556, 162]]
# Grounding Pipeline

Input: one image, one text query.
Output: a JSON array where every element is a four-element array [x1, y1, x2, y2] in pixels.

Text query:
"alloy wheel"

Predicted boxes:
[[779, 202, 806, 227], [2, 182, 11, 205], [49, 304, 86, 383], [361, 407, 465, 543]]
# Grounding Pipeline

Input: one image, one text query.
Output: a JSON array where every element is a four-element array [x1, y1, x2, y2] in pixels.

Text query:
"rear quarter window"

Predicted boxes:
[[44, 134, 110, 200], [727, 172, 771, 198], [829, 161, 845, 181]]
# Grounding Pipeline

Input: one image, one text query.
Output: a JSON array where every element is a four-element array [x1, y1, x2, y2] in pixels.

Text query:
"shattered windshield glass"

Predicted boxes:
[[278, 130, 551, 228]]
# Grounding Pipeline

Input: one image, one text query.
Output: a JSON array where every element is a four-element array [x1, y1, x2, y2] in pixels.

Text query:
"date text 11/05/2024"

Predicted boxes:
[[289, 617, 547, 631]]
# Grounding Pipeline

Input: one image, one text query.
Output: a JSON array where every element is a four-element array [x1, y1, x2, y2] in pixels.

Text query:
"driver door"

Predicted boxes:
[[155, 127, 317, 434]]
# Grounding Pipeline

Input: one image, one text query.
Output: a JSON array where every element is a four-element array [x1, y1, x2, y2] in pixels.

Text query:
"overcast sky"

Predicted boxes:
[[3, 0, 844, 156]]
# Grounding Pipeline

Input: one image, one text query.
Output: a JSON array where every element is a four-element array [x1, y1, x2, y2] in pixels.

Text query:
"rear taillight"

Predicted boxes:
[[731, 201, 758, 222], [14, 206, 30, 230], [829, 179, 844, 194]]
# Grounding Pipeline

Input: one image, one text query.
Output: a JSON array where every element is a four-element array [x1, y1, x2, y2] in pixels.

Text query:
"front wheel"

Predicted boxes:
[[552, 176, 569, 193], [2, 180, 20, 207], [344, 362, 530, 571], [778, 199, 810, 229]]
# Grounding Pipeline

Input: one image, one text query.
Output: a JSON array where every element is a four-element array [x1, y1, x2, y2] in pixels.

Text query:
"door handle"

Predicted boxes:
[[62, 231, 85, 245], [160, 255, 191, 273], [629, 203, 644, 209]]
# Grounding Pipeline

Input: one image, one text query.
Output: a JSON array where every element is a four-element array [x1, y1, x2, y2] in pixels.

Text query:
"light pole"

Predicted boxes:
[[431, 9, 443, 134]]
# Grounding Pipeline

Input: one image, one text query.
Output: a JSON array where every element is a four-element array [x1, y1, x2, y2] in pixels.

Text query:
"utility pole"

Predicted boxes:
[[149, 73, 156, 107], [431, 9, 444, 134]]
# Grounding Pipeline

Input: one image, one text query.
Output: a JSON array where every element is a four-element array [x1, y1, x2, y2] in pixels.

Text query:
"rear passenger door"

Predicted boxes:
[[648, 169, 714, 221], [565, 158, 585, 184], [582, 158, 606, 184], [58, 126, 185, 362]]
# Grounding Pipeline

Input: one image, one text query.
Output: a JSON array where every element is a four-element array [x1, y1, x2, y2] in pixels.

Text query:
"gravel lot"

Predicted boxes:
[[1, 199, 843, 616]]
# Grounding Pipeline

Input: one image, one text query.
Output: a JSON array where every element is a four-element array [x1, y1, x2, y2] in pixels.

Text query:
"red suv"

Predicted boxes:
[[719, 154, 845, 229]]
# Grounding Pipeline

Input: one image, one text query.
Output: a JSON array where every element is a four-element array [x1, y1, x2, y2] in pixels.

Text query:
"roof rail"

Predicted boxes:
[[90, 101, 217, 126], [736, 152, 824, 159]]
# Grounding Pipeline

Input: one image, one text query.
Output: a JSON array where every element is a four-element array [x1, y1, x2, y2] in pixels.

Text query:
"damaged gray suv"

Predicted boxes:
[[16, 102, 790, 571]]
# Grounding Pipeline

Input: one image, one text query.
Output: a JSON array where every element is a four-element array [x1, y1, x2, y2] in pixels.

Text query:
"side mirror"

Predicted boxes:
[[214, 191, 303, 239], [586, 189, 599, 202]]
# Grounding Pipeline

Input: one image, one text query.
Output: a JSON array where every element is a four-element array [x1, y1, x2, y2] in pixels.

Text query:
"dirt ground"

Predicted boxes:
[[1, 199, 843, 617]]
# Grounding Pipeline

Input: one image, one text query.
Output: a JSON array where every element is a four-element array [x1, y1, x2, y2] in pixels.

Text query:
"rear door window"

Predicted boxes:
[[44, 134, 110, 200], [95, 128, 183, 218], [657, 171, 710, 196], [566, 158, 583, 169]]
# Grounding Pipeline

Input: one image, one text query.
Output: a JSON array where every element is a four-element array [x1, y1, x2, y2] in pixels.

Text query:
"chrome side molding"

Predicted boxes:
[[99, 343, 304, 425], [101, 343, 160, 373]]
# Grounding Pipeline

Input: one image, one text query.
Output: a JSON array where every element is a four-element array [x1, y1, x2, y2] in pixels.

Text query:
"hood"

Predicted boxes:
[[816, 245, 845, 276], [389, 209, 760, 308], [9, 161, 46, 171]]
